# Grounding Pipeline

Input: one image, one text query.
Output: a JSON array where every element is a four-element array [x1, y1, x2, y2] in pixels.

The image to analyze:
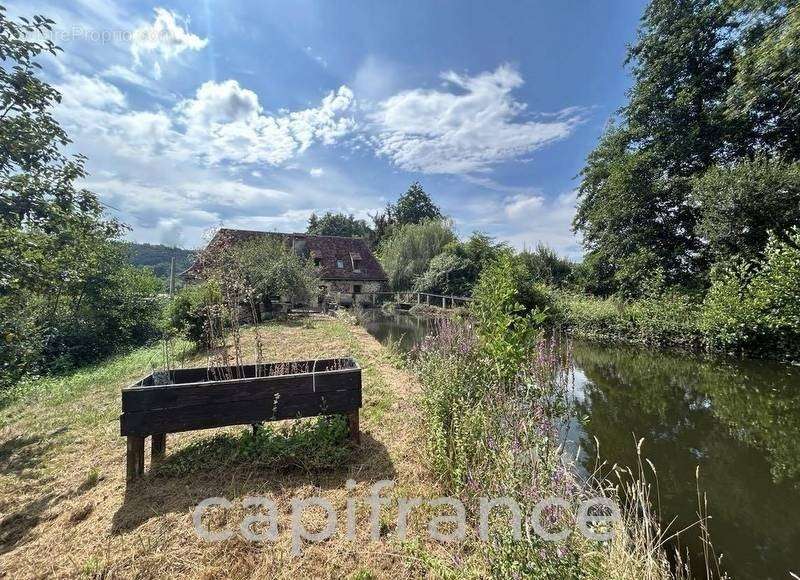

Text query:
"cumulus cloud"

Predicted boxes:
[[131, 8, 208, 75], [502, 190, 581, 257], [55, 73, 356, 167], [175, 80, 356, 165], [309, 168, 324, 177], [371, 64, 582, 173]]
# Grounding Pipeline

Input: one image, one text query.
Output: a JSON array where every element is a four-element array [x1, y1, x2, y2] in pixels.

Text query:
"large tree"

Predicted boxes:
[[0, 8, 157, 384], [306, 211, 372, 238], [574, 0, 800, 296]]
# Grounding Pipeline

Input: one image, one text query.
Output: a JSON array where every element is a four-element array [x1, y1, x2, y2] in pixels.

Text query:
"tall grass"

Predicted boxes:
[[410, 257, 719, 578]]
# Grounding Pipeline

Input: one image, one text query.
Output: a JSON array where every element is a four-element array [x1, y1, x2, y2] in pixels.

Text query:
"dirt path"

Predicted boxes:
[[0, 317, 444, 579]]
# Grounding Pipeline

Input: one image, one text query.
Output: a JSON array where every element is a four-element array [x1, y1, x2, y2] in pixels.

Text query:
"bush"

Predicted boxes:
[[379, 220, 456, 290], [165, 282, 222, 347], [560, 292, 703, 347], [702, 229, 800, 358]]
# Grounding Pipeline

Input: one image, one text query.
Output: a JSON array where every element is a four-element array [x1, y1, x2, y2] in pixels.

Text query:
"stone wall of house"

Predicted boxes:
[[324, 280, 384, 305]]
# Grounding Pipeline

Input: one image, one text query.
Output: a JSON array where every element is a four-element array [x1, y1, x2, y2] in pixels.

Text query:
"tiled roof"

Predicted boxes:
[[185, 228, 388, 281]]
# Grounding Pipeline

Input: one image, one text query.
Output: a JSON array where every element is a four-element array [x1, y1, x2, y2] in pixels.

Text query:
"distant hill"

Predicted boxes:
[[119, 242, 195, 287]]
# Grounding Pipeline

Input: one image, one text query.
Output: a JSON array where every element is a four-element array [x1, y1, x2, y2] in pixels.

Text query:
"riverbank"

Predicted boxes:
[[0, 315, 679, 578]]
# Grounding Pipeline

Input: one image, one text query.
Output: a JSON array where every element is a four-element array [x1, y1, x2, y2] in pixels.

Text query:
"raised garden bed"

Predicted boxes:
[[119, 357, 361, 482]]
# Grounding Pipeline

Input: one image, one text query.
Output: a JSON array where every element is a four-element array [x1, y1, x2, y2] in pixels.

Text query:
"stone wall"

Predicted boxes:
[[324, 280, 384, 306]]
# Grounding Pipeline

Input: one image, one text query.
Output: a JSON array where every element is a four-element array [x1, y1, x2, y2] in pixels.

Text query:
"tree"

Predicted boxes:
[[393, 181, 442, 225], [378, 220, 456, 290], [694, 157, 800, 263], [0, 8, 157, 385], [306, 211, 373, 239], [412, 233, 511, 296], [369, 181, 444, 247], [516, 244, 574, 288], [575, 0, 800, 296]]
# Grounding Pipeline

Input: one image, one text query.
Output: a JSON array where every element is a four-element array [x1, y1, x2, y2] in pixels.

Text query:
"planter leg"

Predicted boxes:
[[126, 436, 145, 482], [151, 433, 166, 463], [347, 410, 360, 445]]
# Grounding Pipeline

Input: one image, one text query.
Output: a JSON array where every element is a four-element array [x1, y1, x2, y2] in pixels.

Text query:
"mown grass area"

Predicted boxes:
[[0, 315, 442, 579]]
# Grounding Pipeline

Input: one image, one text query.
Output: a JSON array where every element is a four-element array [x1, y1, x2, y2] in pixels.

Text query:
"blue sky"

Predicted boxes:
[[19, 0, 648, 254]]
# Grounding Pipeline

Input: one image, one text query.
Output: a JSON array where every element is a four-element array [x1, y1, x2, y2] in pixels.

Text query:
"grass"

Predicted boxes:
[[0, 315, 443, 579]]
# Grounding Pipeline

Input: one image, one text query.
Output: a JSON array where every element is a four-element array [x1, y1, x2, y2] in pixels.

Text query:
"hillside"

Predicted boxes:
[[119, 242, 195, 284]]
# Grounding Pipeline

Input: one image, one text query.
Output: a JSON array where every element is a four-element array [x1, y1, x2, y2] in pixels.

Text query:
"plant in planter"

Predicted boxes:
[[122, 236, 355, 482]]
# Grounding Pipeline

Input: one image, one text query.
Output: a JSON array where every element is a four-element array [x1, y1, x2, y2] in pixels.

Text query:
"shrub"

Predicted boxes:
[[165, 282, 222, 347], [702, 229, 800, 358]]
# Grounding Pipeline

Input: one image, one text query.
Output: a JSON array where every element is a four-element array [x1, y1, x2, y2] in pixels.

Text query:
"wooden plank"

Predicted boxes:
[[122, 368, 361, 413], [132, 358, 355, 387], [347, 410, 360, 445], [121, 388, 361, 436], [126, 436, 145, 481]]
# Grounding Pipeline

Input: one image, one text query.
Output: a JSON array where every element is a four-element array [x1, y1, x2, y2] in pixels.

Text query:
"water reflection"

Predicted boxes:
[[360, 310, 800, 579], [573, 342, 800, 580]]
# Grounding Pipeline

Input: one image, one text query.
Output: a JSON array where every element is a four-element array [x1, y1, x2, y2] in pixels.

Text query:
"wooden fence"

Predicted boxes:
[[352, 291, 472, 309]]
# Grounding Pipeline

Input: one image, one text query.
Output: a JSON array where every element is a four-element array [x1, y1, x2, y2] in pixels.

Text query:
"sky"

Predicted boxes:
[[16, 0, 648, 255]]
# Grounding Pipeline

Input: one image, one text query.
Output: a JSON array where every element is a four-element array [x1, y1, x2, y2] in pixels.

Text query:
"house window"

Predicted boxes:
[[314, 258, 322, 267], [353, 284, 362, 294], [336, 258, 344, 269], [353, 258, 362, 272]]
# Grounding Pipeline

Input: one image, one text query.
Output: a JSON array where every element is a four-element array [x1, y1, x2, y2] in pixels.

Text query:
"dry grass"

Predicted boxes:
[[0, 316, 448, 579]]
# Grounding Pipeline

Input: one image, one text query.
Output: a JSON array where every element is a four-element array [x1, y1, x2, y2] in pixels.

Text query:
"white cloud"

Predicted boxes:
[[371, 64, 582, 174], [504, 194, 544, 220], [501, 190, 581, 257], [176, 80, 356, 165], [309, 168, 324, 177], [131, 8, 208, 75], [56, 74, 127, 110]]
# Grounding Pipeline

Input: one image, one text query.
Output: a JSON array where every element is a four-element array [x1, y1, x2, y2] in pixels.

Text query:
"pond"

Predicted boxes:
[[359, 308, 800, 580]]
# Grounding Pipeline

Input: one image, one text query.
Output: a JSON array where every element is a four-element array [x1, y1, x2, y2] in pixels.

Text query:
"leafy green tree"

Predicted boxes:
[[412, 233, 511, 296], [516, 244, 574, 288], [694, 157, 800, 262], [575, 0, 800, 295], [702, 228, 800, 357], [371, 181, 443, 246], [0, 8, 157, 385], [306, 211, 373, 239], [727, 1, 800, 160], [378, 220, 455, 290], [392, 181, 442, 226]]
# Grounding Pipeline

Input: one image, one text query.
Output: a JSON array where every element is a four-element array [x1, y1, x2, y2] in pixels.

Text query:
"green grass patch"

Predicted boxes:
[[156, 415, 351, 477]]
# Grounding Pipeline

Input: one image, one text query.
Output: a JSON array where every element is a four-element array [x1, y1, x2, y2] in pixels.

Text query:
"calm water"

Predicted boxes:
[[359, 309, 800, 580]]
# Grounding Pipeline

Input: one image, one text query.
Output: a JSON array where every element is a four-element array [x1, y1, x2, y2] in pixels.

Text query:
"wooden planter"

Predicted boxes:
[[119, 358, 362, 482]]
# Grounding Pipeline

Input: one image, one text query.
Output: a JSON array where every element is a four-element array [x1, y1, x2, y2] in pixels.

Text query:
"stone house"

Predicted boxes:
[[184, 228, 387, 307]]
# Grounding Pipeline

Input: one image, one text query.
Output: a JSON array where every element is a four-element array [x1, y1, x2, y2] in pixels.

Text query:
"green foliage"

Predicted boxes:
[[412, 233, 510, 296], [0, 8, 160, 387], [471, 254, 546, 381], [370, 181, 443, 246], [119, 242, 195, 289], [306, 211, 373, 239], [165, 282, 222, 347], [575, 0, 800, 294], [391, 181, 442, 226], [702, 229, 800, 358], [516, 244, 574, 288], [561, 292, 704, 348], [157, 415, 351, 476], [379, 220, 456, 290], [693, 157, 800, 262]]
